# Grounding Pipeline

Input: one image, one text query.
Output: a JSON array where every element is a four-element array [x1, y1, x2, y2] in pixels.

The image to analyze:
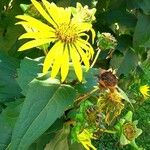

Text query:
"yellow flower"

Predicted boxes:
[[77, 129, 97, 150], [16, 0, 95, 82], [140, 85, 150, 99]]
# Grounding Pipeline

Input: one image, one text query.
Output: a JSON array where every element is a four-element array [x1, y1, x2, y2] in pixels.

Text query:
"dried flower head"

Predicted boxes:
[[99, 69, 118, 90]]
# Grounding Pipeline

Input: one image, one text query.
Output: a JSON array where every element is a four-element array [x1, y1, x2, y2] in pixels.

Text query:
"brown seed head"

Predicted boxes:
[[99, 69, 118, 90]]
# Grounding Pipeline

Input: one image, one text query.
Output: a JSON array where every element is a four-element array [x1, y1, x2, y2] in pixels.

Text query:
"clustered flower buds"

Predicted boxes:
[[97, 32, 117, 51]]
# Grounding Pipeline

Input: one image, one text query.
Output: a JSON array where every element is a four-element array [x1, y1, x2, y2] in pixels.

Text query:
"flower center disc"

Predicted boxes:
[[55, 23, 78, 43], [123, 122, 136, 141]]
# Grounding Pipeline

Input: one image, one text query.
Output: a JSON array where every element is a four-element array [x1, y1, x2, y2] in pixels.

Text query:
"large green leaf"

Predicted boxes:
[[99, 9, 137, 28], [29, 118, 64, 150], [0, 0, 32, 53], [1, 99, 23, 128], [0, 117, 12, 150], [44, 125, 70, 150], [116, 34, 132, 52], [75, 68, 99, 94], [0, 99, 23, 150], [110, 49, 138, 76], [133, 13, 150, 50], [17, 57, 43, 95], [0, 52, 21, 101], [0, 0, 24, 53], [95, 7, 137, 38], [137, 0, 150, 15], [10, 78, 76, 150]]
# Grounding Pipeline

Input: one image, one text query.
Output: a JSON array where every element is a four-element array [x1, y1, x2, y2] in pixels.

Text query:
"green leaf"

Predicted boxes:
[[116, 35, 132, 52], [29, 118, 64, 150], [17, 57, 43, 95], [0, 52, 21, 101], [133, 13, 150, 50], [117, 87, 132, 104], [100, 9, 137, 28], [141, 37, 150, 48], [110, 49, 138, 76], [0, 25, 23, 53], [75, 68, 99, 94], [0, 117, 12, 150], [10, 78, 76, 150], [1, 99, 23, 128], [137, 0, 150, 15], [69, 142, 85, 150], [0, 0, 24, 53], [44, 125, 70, 150], [0, 99, 23, 150]]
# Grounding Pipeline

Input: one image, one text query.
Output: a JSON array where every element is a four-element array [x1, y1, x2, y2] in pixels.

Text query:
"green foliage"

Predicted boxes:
[[10, 78, 76, 150], [110, 49, 138, 76], [0, 52, 21, 101], [0, 0, 150, 150], [17, 57, 43, 95], [44, 125, 70, 150], [0, 117, 12, 150], [133, 14, 150, 50], [0, 99, 23, 149]]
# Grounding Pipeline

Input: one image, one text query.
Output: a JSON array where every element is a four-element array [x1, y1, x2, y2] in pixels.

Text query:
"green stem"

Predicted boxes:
[[75, 86, 99, 106], [99, 129, 116, 134], [90, 48, 101, 68], [42, 45, 48, 55], [43, 48, 48, 55]]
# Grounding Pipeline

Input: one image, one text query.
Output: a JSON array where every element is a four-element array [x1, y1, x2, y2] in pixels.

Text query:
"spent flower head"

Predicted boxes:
[[115, 111, 142, 149], [99, 68, 118, 90], [72, 2, 96, 23], [16, 0, 96, 82], [98, 89, 124, 125]]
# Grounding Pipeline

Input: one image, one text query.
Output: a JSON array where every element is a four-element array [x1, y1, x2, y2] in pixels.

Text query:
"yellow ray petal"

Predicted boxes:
[[78, 33, 89, 41], [74, 43, 90, 71], [76, 22, 95, 43], [41, 0, 59, 25], [42, 0, 71, 24], [60, 7, 71, 24], [77, 39, 94, 58], [18, 32, 56, 40], [75, 22, 92, 33], [61, 45, 69, 82], [140, 85, 150, 99], [90, 28, 96, 44], [16, 16, 54, 32], [70, 44, 82, 81], [31, 0, 57, 27], [51, 43, 64, 78], [43, 41, 62, 73], [77, 129, 97, 150], [18, 39, 52, 51]]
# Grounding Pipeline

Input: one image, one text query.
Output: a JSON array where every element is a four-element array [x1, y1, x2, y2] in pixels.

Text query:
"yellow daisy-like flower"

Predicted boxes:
[[139, 85, 150, 99], [77, 129, 97, 150], [16, 0, 95, 82]]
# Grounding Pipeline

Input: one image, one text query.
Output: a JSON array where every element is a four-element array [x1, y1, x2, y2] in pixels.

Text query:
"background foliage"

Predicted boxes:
[[0, 0, 150, 150]]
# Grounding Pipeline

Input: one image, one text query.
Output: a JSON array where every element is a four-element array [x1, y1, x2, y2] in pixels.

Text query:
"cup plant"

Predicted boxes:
[[0, 0, 150, 150]]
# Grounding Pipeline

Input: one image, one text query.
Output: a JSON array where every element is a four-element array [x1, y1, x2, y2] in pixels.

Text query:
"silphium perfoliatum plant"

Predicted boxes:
[[115, 111, 142, 149]]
